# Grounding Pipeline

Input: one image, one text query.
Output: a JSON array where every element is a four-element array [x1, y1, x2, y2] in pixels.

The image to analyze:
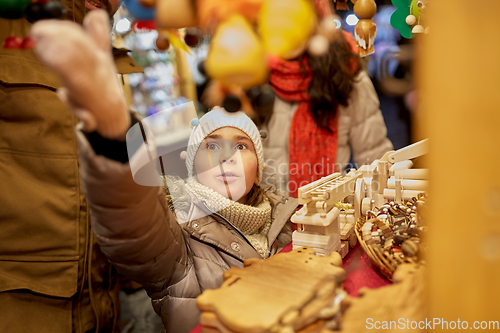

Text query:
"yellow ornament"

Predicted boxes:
[[204, 15, 268, 89], [259, 0, 317, 59]]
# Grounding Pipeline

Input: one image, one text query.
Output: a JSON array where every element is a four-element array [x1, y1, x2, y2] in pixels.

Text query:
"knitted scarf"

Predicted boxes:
[[269, 57, 338, 198], [185, 178, 272, 258]]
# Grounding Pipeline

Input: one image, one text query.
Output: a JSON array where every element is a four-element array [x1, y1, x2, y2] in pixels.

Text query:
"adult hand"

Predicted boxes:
[[32, 10, 130, 140]]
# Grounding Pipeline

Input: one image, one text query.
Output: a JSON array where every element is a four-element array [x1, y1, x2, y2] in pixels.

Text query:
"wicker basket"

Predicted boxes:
[[355, 216, 417, 282]]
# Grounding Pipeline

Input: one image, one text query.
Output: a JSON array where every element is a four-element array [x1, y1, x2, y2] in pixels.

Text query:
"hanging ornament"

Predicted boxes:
[[121, 0, 155, 20], [408, 0, 427, 34], [184, 27, 202, 48], [222, 93, 242, 113], [334, 0, 349, 10], [155, 0, 197, 30], [205, 14, 267, 89], [390, 0, 428, 39], [3, 36, 23, 49], [42, 0, 66, 19], [131, 19, 156, 32], [2, 0, 67, 49], [196, 0, 263, 33], [353, 0, 377, 57], [25, 2, 44, 22], [308, 34, 329, 57], [137, 0, 155, 8], [390, 0, 412, 39], [155, 34, 170, 52], [259, 0, 317, 59], [159, 29, 191, 53], [20, 36, 36, 49], [247, 84, 275, 120]]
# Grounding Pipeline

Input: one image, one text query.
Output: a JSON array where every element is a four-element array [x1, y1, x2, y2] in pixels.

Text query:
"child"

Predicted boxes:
[[81, 108, 297, 333], [32, 12, 298, 333]]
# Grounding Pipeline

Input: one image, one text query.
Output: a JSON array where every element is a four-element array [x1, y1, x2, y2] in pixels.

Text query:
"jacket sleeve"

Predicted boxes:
[[75, 130, 191, 291], [347, 71, 394, 166]]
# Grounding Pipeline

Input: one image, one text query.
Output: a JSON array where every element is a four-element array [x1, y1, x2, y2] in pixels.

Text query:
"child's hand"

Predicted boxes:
[[31, 10, 130, 140]]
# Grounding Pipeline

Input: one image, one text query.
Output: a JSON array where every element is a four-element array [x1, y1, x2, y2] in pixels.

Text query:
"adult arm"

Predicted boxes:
[[31, 10, 191, 289]]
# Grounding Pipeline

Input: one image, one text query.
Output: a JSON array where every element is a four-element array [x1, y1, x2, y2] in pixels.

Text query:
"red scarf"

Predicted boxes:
[[269, 57, 339, 198], [268, 32, 358, 198]]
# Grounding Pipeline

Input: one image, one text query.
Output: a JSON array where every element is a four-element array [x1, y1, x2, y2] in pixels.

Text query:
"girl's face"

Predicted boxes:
[[194, 127, 258, 203]]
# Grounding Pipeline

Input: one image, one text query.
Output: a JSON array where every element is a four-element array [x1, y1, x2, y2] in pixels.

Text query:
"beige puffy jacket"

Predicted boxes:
[[261, 71, 393, 196], [76, 131, 298, 333]]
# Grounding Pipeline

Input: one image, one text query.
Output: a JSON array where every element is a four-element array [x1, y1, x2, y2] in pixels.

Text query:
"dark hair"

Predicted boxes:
[[245, 184, 267, 207], [305, 32, 362, 132]]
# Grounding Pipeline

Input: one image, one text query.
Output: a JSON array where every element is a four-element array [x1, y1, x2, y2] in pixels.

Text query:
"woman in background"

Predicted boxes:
[[261, 0, 393, 197]]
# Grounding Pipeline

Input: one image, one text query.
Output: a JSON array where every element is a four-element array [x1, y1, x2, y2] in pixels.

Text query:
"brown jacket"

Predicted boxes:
[[0, 6, 141, 332], [75, 131, 298, 333]]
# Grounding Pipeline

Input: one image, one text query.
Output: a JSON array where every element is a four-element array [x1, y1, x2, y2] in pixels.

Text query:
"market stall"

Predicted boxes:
[[2, 0, 498, 331]]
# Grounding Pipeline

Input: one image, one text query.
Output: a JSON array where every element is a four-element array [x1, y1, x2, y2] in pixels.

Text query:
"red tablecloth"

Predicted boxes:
[[190, 242, 390, 333], [276, 242, 389, 296]]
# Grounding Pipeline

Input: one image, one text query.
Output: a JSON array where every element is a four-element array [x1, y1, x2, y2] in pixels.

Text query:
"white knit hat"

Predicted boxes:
[[185, 108, 265, 183]]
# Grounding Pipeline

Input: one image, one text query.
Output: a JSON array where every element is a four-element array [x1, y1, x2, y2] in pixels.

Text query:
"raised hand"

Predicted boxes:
[[31, 10, 130, 140]]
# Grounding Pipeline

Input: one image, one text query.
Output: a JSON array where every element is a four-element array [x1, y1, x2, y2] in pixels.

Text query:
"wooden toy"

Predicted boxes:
[[291, 139, 429, 259], [406, 0, 427, 34], [390, 0, 429, 39], [333, 0, 349, 11], [341, 263, 425, 331], [291, 171, 362, 258], [196, 247, 346, 332], [354, 189, 427, 280], [355, 138, 429, 213], [353, 0, 377, 56], [199, 312, 329, 333]]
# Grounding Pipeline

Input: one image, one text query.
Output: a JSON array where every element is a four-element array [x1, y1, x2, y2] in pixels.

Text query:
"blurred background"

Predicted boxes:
[[111, 0, 416, 153]]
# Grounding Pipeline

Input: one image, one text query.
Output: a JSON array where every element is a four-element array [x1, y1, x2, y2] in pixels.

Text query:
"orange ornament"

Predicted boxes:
[[155, 35, 170, 51]]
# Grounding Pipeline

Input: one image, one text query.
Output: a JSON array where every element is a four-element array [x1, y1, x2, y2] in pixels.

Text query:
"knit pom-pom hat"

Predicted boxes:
[[185, 108, 265, 183]]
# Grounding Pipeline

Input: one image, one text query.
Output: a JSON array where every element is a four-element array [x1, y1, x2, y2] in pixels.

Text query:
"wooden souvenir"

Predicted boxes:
[[407, 0, 428, 34], [155, 0, 197, 29], [200, 312, 328, 333], [290, 139, 429, 260], [341, 264, 426, 331], [354, 192, 427, 281], [291, 172, 361, 257], [352, 0, 377, 56], [333, 0, 349, 11], [355, 139, 429, 212], [197, 247, 345, 332]]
